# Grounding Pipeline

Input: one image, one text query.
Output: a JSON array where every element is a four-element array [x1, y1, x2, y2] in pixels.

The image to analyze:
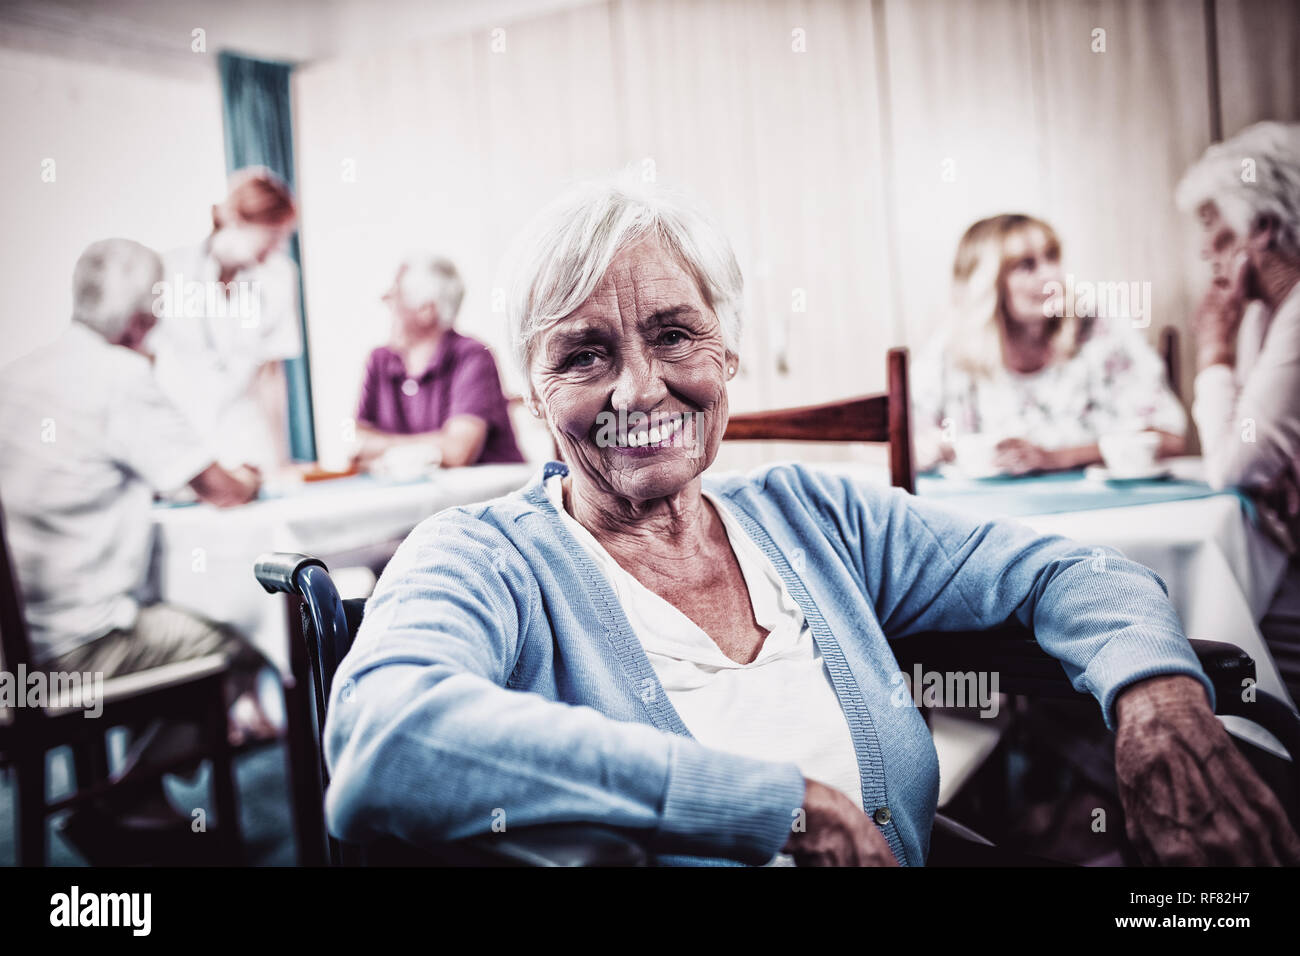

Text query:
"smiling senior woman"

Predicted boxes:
[[324, 176, 1300, 867]]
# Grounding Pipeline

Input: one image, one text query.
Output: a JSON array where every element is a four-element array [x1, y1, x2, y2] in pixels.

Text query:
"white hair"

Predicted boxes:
[[393, 255, 464, 324], [71, 238, 163, 341], [502, 172, 744, 379], [1176, 121, 1300, 257]]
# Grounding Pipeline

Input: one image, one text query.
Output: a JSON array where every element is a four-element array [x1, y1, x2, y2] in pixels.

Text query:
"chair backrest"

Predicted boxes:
[[1159, 326, 1180, 401], [722, 346, 916, 494], [0, 501, 41, 730]]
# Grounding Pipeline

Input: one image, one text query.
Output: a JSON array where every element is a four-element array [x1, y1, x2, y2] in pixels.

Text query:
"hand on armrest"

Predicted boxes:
[[1113, 674, 1300, 865]]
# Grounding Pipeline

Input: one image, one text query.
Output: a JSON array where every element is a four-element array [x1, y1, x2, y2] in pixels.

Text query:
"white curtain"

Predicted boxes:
[[1216, 0, 1300, 135], [0, 46, 227, 361]]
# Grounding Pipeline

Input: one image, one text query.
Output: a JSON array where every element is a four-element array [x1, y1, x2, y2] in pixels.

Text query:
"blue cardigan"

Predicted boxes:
[[323, 460, 1215, 866]]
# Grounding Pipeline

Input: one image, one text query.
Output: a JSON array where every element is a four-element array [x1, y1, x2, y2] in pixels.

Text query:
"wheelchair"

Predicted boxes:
[[255, 551, 1300, 867]]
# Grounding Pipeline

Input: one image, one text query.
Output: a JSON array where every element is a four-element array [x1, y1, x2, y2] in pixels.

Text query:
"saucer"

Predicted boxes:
[[938, 463, 1012, 481], [1084, 464, 1172, 483]]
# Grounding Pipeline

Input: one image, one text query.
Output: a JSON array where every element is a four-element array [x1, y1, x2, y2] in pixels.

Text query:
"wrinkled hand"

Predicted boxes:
[[782, 779, 900, 866], [1114, 674, 1300, 866], [993, 438, 1058, 476], [202, 464, 260, 508], [1192, 252, 1249, 371], [229, 464, 261, 504], [349, 434, 392, 472]]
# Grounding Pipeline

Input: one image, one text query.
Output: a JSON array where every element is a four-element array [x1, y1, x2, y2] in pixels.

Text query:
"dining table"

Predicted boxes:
[[150, 462, 538, 673]]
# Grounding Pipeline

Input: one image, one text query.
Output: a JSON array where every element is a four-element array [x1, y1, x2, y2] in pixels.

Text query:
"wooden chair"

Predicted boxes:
[[0, 502, 242, 865], [723, 347, 916, 494]]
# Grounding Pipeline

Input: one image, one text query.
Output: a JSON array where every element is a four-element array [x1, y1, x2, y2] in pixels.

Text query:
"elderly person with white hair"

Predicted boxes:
[[352, 255, 524, 469], [324, 176, 1299, 866], [1180, 122, 1300, 547], [0, 239, 273, 862], [1179, 121, 1300, 702]]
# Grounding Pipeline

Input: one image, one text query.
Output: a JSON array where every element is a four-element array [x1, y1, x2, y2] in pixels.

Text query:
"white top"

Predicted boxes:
[[912, 316, 1187, 449], [1192, 282, 1300, 552], [0, 323, 215, 662], [147, 242, 302, 471], [545, 475, 863, 863]]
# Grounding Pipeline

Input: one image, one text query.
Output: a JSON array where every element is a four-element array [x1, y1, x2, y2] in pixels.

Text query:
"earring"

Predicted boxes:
[[727, 366, 736, 375]]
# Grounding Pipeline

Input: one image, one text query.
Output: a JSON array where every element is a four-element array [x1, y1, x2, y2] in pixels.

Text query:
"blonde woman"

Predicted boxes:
[[912, 215, 1187, 475]]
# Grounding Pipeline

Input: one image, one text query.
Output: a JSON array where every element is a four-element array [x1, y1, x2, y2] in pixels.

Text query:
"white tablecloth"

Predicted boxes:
[[151, 463, 536, 673]]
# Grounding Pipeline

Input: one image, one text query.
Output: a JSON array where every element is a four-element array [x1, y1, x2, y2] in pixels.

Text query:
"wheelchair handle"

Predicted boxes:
[[255, 552, 328, 596]]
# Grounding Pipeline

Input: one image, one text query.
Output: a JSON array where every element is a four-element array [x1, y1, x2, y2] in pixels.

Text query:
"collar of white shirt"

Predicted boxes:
[[543, 474, 809, 668]]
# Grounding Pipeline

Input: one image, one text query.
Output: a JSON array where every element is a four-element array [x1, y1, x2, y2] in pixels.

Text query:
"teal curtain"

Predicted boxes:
[[217, 51, 316, 462]]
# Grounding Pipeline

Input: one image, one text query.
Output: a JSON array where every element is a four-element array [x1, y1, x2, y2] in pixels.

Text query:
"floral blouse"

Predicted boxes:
[[911, 317, 1187, 451]]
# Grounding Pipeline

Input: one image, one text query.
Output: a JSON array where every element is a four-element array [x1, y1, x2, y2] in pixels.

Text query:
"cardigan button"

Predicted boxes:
[[873, 807, 891, 826], [401, 378, 420, 396]]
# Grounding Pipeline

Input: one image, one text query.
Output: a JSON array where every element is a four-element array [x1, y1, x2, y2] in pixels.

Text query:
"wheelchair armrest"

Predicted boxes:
[[342, 598, 366, 639], [891, 625, 1080, 698], [362, 823, 650, 867], [1184, 639, 1260, 706], [893, 628, 1300, 772], [892, 629, 1266, 702], [255, 551, 327, 596]]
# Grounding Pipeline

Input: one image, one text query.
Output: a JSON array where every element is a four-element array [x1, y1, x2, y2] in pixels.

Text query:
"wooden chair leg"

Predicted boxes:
[[72, 736, 110, 790], [15, 750, 46, 867], [205, 686, 243, 865]]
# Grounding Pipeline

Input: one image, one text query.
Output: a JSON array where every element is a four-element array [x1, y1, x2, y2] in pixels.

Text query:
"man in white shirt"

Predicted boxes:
[[1177, 121, 1300, 700], [148, 167, 303, 473], [0, 238, 270, 861]]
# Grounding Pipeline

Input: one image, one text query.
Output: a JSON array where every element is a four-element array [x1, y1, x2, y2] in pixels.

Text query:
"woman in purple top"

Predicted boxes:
[[354, 256, 525, 468]]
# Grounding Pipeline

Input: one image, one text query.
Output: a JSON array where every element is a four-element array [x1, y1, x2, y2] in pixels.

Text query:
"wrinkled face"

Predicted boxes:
[[1196, 200, 1246, 282], [529, 235, 735, 504], [1000, 226, 1064, 324]]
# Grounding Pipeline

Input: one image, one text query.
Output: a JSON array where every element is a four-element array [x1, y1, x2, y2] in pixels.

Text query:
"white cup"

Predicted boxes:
[[374, 442, 441, 481], [953, 434, 1007, 476], [1098, 431, 1160, 477]]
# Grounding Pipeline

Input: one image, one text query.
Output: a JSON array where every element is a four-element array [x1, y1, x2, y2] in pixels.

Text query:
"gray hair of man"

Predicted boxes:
[[392, 254, 465, 325], [71, 238, 163, 342], [1176, 120, 1300, 258], [503, 172, 745, 382]]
